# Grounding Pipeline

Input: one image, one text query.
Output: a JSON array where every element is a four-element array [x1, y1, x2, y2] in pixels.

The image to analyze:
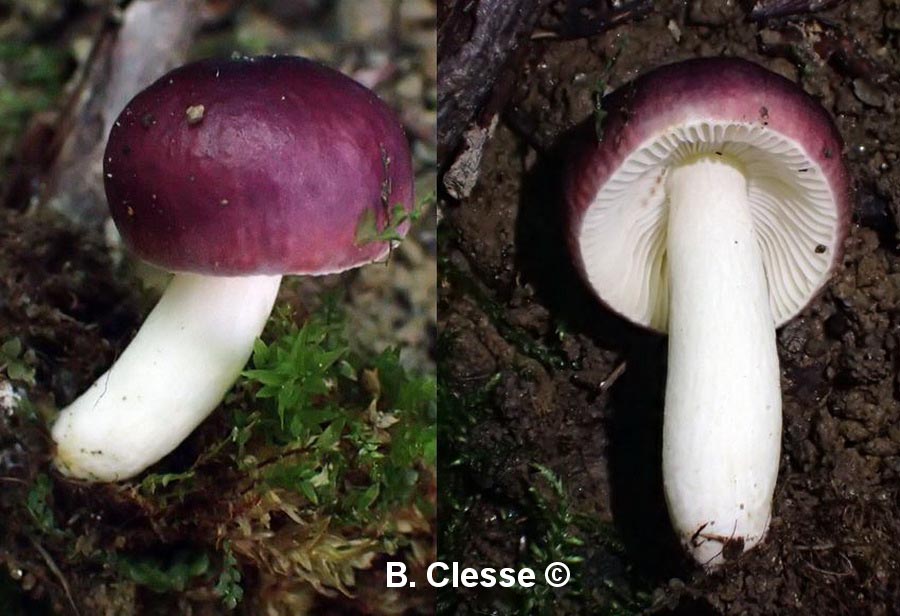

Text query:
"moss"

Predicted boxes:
[[0, 40, 72, 169], [1, 299, 434, 613]]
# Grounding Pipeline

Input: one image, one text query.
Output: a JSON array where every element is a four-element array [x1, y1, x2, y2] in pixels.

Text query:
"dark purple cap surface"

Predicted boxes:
[[104, 55, 414, 276]]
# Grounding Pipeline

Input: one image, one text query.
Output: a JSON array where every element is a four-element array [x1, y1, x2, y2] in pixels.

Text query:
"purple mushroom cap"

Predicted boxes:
[[565, 57, 852, 331], [104, 55, 414, 276]]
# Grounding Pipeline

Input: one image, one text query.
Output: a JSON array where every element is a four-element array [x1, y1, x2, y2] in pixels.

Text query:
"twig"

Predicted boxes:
[[438, 0, 549, 162], [796, 543, 837, 551], [0, 476, 28, 485], [600, 361, 627, 391], [40, 0, 202, 226], [238, 444, 317, 496], [30, 537, 81, 616], [804, 559, 852, 577], [749, 0, 845, 21]]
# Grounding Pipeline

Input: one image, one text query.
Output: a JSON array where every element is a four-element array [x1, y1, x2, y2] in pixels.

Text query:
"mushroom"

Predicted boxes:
[[52, 56, 414, 481], [565, 58, 850, 567]]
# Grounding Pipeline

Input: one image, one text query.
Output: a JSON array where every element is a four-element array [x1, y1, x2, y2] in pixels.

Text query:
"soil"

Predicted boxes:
[[439, 1, 900, 614]]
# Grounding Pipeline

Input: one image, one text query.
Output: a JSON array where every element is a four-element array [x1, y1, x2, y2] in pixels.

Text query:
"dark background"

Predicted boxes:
[[439, 0, 900, 613]]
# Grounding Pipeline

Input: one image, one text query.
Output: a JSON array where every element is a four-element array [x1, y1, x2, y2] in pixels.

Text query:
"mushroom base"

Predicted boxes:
[[663, 156, 782, 567], [52, 273, 282, 481]]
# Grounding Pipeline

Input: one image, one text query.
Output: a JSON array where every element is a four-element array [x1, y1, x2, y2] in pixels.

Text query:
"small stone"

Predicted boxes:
[[839, 420, 869, 443], [805, 337, 828, 358], [769, 58, 799, 82], [852, 78, 884, 108], [835, 86, 863, 115], [758, 28, 783, 47], [396, 74, 423, 100], [667, 19, 682, 42], [863, 437, 898, 457]]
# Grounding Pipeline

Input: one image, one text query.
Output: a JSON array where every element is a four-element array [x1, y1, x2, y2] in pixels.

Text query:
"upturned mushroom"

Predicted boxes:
[[565, 58, 850, 566], [52, 56, 414, 481]]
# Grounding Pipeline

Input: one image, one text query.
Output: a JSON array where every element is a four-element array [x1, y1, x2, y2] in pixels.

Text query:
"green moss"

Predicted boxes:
[[231, 300, 433, 601], [214, 541, 243, 610], [239, 299, 435, 521], [520, 466, 651, 615], [25, 474, 56, 535], [113, 550, 211, 594], [10, 299, 433, 611]]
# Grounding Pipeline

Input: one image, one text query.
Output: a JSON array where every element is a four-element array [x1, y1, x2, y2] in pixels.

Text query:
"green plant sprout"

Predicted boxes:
[[214, 541, 244, 610], [114, 550, 210, 594], [356, 192, 435, 245], [1, 338, 35, 385], [25, 474, 57, 536]]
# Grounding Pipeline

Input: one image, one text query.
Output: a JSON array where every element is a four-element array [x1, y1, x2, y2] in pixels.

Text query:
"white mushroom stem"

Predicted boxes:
[[663, 156, 781, 568], [52, 273, 281, 481]]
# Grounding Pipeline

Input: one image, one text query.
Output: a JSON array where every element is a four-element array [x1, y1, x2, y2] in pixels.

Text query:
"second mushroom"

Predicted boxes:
[[566, 58, 850, 567]]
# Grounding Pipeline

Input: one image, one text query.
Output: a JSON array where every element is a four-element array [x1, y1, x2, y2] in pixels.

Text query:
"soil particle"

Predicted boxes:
[[687, 0, 742, 26]]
